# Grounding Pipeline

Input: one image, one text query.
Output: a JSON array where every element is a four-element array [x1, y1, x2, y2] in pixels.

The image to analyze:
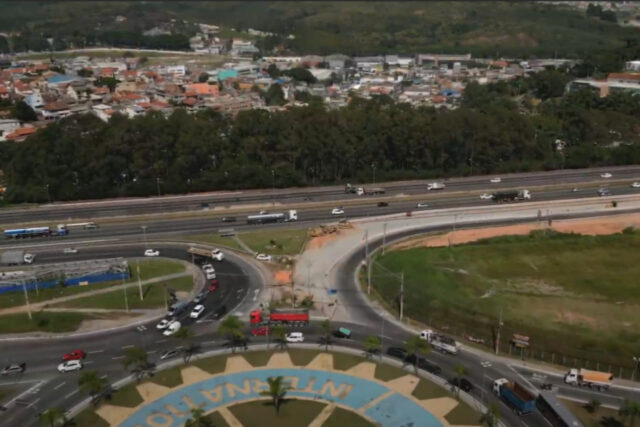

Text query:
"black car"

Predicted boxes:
[[1, 362, 25, 376], [405, 354, 442, 375], [377, 201, 389, 207], [221, 216, 236, 223], [449, 377, 474, 392], [386, 347, 408, 360], [332, 328, 352, 339]]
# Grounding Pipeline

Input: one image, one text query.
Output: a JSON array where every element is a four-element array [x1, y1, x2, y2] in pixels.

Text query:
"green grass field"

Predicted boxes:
[[0, 259, 185, 310], [372, 229, 640, 368], [184, 233, 244, 251], [0, 311, 132, 334], [56, 276, 192, 310], [561, 399, 622, 427], [239, 228, 309, 255]]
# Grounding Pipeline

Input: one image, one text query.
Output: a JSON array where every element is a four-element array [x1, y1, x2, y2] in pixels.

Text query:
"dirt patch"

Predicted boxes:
[[556, 310, 597, 328], [392, 213, 640, 250], [306, 227, 359, 250], [274, 270, 292, 284]]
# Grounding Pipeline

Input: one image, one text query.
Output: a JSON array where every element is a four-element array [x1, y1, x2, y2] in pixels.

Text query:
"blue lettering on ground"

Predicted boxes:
[[364, 392, 442, 427], [118, 368, 443, 427]]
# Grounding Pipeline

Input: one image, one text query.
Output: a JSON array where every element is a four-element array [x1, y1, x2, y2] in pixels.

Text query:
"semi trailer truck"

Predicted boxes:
[[246, 210, 298, 225], [564, 368, 613, 391], [492, 190, 531, 203], [249, 308, 309, 326], [493, 378, 536, 415]]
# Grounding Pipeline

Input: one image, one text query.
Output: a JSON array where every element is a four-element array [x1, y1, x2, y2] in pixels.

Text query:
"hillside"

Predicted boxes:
[[0, 1, 638, 57]]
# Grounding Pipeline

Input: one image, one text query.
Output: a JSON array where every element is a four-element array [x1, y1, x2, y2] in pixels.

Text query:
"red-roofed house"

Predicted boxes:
[[607, 73, 640, 85], [0, 85, 9, 100], [5, 126, 36, 142], [185, 83, 219, 97], [100, 67, 118, 78]]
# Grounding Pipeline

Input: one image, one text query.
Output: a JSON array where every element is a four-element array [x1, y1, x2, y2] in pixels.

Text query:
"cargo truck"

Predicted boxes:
[[187, 247, 224, 261], [0, 250, 35, 266], [246, 210, 298, 225], [427, 182, 445, 191], [564, 368, 612, 391], [3, 225, 68, 239], [249, 308, 309, 326], [493, 378, 536, 415], [492, 190, 531, 203], [420, 329, 460, 355]]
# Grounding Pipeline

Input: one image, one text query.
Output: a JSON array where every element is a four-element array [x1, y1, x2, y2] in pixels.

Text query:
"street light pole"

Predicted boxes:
[[122, 275, 129, 312], [137, 260, 143, 301], [399, 271, 404, 321], [22, 280, 32, 320]]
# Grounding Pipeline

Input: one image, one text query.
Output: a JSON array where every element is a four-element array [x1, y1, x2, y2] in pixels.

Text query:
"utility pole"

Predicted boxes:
[[382, 223, 387, 255], [399, 272, 404, 321], [137, 261, 143, 301], [22, 281, 32, 320], [365, 230, 371, 295], [122, 276, 129, 312], [495, 307, 503, 355]]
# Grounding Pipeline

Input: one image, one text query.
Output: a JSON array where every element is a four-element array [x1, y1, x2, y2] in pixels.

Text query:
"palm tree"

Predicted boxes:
[[406, 335, 430, 373], [184, 408, 214, 427], [454, 364, 466, 398], [479, 403, 499, 427], [39, 408, 65, 427], [318, 319, 333, 351], [122, 346, 154, 382], [271, 325, 287, 351], [260, 376, 289, 415], [363, 335, 381, 359], [619, 399, 640, 427], [173, 327, 200, 363], [217, 315, 245, 353], [78, 370, 108, 405]]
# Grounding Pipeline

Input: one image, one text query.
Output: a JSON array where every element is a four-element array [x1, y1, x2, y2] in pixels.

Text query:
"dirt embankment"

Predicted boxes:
[[391, 213, 640, 250]]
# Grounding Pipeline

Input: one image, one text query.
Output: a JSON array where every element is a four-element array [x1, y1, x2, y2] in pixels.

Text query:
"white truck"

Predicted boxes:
[[564, 368, 613, 391], [0, 250, 34, 266], [420, 329, 460, 355], [427, 182, 445, 191], [187, 247, 225, 261]]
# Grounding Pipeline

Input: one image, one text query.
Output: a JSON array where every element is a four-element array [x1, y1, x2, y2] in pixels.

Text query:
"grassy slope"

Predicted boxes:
[[0, 259, 185, 310], [373, 230, 640, 366], [239, 228, 309, 255], [561, 399, 622, 427], [56, 276, 193, 309]]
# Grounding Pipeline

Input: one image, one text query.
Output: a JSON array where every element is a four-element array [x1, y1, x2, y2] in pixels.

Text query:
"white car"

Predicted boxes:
[[601, 173, 612, 179], [285, 332, 304, 343], [631, 182, 640, 188], [259, 210, 268, 215], [480, 193, 493, 200], [331, 208, 345, 215], [63, 248, 77, 254], [212, 249, 224, 261], [256, 253, 272, 262], [490, 177, 501, 183], [190, 304, 205, 319], [144, 249, 160, 257], [58, 360, 82, 373], [202, 264, 215, 273], [416, 202, 429, 208], [156, 319, 171, 330], [163, 320, 181, 336], [206, 271, 217, 280]]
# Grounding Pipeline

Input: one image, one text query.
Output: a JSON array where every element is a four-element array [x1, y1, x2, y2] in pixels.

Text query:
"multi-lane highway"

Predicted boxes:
[[2, 165, 640, 225], [1, 167, 640, 427]]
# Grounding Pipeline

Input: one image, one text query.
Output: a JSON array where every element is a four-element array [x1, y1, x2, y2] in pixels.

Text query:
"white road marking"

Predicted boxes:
[[121, 345, 134, 349], [83, 361, 94, 365], [147, 350, 157, 354], [64, 390, 77, 399], [26, 398, 40, 408], [155, 339, 167, 344], [202, 340, 216, 346], [53, 382, 66, 390], [88, 350, 104, 354], [4, 380, 45, 406], [111, 356, 125, 360]]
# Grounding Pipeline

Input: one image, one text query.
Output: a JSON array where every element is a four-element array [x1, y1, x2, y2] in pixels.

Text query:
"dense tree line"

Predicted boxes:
[[2, 87, 640, 203]]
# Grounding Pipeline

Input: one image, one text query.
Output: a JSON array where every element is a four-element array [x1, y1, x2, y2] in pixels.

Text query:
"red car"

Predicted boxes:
[[251, 326, 269, 336], [62, 350, 85, 361], [208, 279, 219, 292]]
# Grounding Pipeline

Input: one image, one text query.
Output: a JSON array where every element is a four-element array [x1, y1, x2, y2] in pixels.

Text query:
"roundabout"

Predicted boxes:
[[81, 347, 479, 427]]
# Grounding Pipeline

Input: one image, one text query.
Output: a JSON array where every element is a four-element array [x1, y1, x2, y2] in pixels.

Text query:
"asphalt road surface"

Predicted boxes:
[[0, 243, 261, 427], [2, 165, 640, 224]]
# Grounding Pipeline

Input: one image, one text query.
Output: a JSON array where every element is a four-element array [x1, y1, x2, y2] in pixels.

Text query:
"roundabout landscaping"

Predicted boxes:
[[72, 347, 482, 427]]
